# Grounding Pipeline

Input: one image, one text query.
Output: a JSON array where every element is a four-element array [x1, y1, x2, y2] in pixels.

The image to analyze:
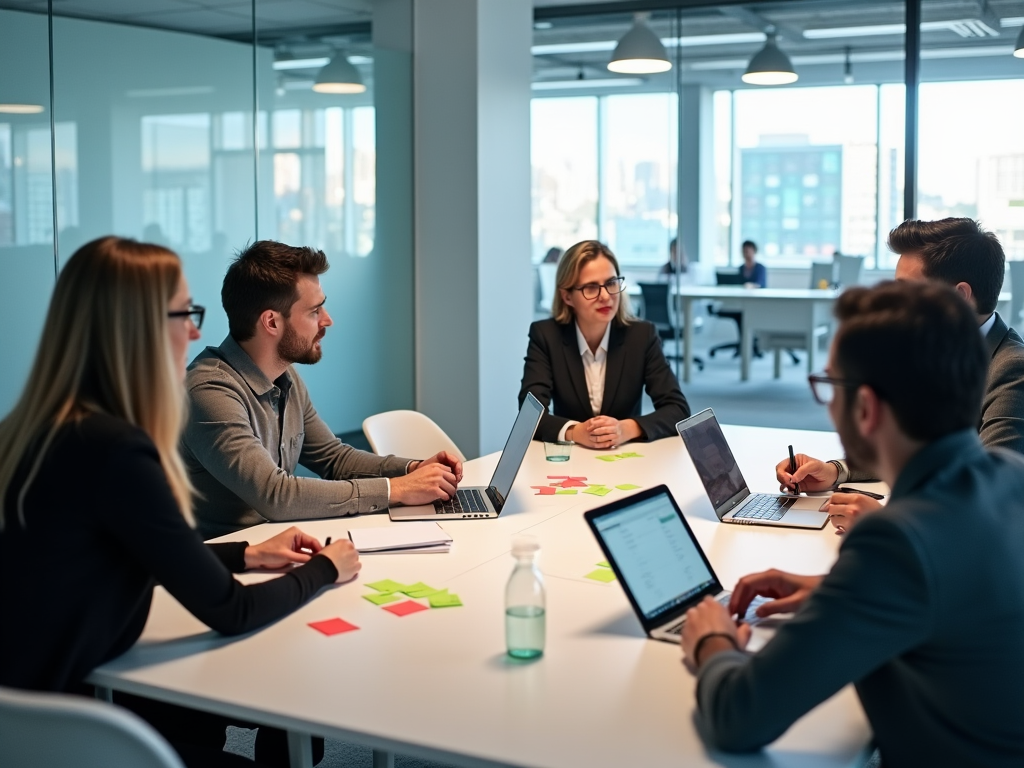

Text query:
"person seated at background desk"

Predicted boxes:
[[658, 237, 687, 279], [518, 240, 690, 448], [737, 239, 766, 287], [183, 241, 462, 539], [777, 218, 1024, 532], [682, 280, 1024, 767], [0, 237, 360, 768]]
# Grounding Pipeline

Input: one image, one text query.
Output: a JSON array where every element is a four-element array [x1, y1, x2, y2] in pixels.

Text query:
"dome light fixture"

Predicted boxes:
[[0, 104, 45, 114], [608, 14, 672, 74], [742, 32, 798, 85], [313, 54, 366, 94]]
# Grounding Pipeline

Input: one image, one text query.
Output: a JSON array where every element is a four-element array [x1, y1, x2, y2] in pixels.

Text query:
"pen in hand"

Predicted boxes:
[[324, 536, 332, 546], [836, 486, 885, 500], [788, 444, 799, 494]]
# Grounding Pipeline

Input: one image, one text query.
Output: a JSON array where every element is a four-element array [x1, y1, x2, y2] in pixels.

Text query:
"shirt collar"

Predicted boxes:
[[575, 322, 611, 358], [216, 335, 291, 397], [979, 312, 997, 339], [888, 429, 985, 502]]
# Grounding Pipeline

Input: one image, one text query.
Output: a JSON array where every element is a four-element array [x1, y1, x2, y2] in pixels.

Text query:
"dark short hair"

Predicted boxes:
[[888, 218, 1005, 315], [833, 281, 987, 441], [222, 241, 329, 341], [741, 240, 757, 252]]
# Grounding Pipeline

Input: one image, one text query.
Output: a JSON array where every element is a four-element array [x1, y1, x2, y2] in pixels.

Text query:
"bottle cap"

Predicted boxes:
[[511, 534, 540, 556]]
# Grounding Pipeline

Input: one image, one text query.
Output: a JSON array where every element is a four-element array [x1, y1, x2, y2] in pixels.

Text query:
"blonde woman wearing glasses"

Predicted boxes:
[[518, 240, 690, 449], [0, 237, 359, 767]]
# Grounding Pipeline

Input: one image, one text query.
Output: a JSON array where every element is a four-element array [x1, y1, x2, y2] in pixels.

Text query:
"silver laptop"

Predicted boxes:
[[584, 485, 767, 643], [389, 393, 544, 521], [676, 409, 829, 530]]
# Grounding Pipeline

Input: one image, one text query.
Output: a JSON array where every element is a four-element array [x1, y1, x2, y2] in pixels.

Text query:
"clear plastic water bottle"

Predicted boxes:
[[505, 535, 546, 659]]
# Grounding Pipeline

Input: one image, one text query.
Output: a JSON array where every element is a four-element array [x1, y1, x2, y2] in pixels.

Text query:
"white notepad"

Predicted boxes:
[[347, 522, 453, 553]]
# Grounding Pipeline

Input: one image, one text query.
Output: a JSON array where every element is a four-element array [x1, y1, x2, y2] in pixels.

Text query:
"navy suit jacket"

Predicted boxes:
[[518, 318, 690, 443]]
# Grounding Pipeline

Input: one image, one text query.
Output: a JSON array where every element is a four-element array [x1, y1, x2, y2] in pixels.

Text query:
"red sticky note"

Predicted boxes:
[[531, 486, 557, 495], [383, 600, 429, 617], [559, 478, 588, 488], [308, 618, 359, 636]]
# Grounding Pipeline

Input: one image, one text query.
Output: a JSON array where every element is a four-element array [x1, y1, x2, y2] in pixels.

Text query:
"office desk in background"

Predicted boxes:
[[91, 428, 873, 768]]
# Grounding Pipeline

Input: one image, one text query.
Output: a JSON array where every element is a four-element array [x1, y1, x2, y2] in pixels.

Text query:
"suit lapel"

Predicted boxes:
[[560, 322, 593, 417], [986, 313, 1010, 359], [601, 324, 627, 416]]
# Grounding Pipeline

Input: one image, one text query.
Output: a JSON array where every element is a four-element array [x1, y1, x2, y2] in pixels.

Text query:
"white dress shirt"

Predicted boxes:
[[558, 322, 612, 442], [980, 312, 996, 339]]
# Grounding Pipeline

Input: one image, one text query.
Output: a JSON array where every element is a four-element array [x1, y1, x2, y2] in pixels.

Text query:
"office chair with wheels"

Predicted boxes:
[[0, 686, 186, 768], [637, 282, 703, 371], [362, 410, 467, 462], [707, 272, 763, 360]]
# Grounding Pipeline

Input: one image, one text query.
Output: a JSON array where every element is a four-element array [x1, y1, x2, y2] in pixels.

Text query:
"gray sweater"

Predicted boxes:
[[183, 336, 412, 539]]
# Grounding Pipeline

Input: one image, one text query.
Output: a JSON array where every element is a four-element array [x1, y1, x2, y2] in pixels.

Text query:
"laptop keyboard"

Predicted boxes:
[[732, 494, 795, 521], [663, 594, 769, 636], [434, 489, 488, 515]]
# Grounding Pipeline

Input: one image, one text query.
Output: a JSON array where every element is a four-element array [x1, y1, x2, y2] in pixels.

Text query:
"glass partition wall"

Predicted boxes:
[[0, 1, 412, 430], [531, 0, 1024, 272]]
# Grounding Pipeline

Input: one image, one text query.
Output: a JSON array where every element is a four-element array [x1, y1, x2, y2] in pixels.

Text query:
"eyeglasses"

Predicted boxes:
[[572, 276, 625, 301], [167, 305, 206, 330], [807, 373, 860, 405]]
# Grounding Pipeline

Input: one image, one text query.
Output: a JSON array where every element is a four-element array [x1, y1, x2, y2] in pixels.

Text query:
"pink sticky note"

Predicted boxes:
[[559, 478, 588, 488], [531, 486, 557, 495], [383, 600, 429, 617], [308, 618, 359, 636]]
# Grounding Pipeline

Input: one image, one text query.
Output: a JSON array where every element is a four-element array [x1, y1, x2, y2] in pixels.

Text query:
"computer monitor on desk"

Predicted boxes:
[[715, 271, 745, 286]]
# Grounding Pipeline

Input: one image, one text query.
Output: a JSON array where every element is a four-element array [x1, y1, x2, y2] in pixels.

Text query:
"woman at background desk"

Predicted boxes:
[[518, 240, 690, 449], [0, 237, 359, 767]]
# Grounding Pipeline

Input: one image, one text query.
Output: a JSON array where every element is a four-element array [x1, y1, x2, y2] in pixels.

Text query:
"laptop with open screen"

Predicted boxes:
[[389, 392, 544, 521], [676, 409, 829, 529], [584, 485, 766, 643]]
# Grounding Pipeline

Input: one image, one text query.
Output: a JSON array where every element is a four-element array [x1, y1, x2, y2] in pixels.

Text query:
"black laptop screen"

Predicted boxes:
[[591, 492, 716, 621], [490, 394, 544, 502], [677, 410, 748, 511]]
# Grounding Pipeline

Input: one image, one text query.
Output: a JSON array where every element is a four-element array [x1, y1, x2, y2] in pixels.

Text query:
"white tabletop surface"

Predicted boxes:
[[90, 425, 875, 768]]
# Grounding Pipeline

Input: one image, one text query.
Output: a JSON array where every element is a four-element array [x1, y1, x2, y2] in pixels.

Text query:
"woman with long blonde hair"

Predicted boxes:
[[518, 240, 690, 448], [0, 237, 359, 767]]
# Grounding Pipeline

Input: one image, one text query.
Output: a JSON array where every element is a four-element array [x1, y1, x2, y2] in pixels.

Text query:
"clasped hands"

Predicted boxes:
[[775, 453, 883, 535], [567, 416, 641, 450], [680, 570, 822, 671]]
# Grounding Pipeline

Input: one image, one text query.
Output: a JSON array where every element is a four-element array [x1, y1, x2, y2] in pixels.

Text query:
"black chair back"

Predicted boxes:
[[637, 282, 672, 331]]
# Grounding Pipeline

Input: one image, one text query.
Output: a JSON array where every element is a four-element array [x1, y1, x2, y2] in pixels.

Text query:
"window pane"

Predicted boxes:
[[531, 96, 598, 262], [601, 93, 677, 267]]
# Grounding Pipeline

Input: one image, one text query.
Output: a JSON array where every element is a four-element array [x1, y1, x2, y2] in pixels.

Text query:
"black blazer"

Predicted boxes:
[[518, 318, 690, 442]]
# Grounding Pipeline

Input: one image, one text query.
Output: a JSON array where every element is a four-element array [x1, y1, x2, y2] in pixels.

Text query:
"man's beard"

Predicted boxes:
[[835, 399, 877, 476], [279, 323, 323, 365]]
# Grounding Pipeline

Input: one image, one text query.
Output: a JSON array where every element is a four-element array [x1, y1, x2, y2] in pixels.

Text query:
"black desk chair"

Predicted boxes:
[[637, 282, 703, 372], [707, 272, 763, 359]]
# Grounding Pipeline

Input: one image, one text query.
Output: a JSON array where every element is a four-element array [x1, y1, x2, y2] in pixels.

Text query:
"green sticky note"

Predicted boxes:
[[595, 455, 620, 462], [363, 592, 401, 606], [401, 582, 441, 598], [583, 486, 613, 496], [366, 579, 408, 594], [429, 591, 463, 608], [616, 452, 644, 458], [615, 484, 642, 491], [555, 488, 578, 495], [585, 568, 617, 583], [596, 560, 610, 568]]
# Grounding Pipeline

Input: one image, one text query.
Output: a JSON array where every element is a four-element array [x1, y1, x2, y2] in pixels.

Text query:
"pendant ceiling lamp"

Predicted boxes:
[[742, 33, 798, 85], [313, 54, 366, 94], [608, 14, 672, 74], [1014, 25, 1024, 58]]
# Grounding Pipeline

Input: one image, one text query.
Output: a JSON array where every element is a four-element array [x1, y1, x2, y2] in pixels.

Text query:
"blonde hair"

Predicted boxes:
[[0, 236, 194, 530], [551, 240, 633, 325]]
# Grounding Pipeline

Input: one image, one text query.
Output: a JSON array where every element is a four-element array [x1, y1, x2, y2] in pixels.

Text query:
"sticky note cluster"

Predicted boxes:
[[533, 476, 641, 497], [362, 579, 464, 615], [584, 561, 617, 583], [595, 452, 644, 462]]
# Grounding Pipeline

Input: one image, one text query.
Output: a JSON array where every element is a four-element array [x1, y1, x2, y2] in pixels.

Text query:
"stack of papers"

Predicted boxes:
[[348, 522, 452, 554]]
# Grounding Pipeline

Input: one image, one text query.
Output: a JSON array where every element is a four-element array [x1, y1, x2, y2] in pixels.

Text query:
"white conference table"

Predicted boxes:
[[676, 287, 837, 384], [90, 426, 875, 768]]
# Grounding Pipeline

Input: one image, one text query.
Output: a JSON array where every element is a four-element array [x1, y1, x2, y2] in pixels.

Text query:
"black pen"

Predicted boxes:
[[324, 536, 332, 546], [788, 444, 799, 494], [836, 486, 885, 500]]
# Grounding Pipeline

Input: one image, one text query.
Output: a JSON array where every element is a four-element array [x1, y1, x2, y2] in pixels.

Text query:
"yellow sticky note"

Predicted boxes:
[[429, 592, 463, 608], [595, 455, 619, 462], [363, 592, 401, 606], [583, 486, 613, 497], [366, 579, 408, 594], [615, 484, 641, 491], [585, 568, 617, 583], [555, 488, 578, 495]]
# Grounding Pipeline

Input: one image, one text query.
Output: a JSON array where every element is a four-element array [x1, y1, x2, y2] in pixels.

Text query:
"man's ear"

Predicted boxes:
[[854, 384, 884, 438], [954, 281, 975, 308], [258, 309, 282, 337]]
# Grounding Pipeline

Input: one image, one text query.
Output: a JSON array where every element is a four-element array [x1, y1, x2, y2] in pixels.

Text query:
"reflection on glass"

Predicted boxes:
[[531, 97, 598, 262]]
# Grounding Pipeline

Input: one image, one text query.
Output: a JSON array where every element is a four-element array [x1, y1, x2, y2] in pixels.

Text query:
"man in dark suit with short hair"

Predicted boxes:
[[683, 280, 1024, 767]]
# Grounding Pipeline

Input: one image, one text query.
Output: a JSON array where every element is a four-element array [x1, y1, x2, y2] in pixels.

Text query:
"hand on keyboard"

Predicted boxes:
[[390, 462, 458, 506]]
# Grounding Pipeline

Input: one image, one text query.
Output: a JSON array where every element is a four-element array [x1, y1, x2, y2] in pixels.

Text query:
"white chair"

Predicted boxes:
[[835, 254, 864, 288], [362, 410, 466, 462], [0, 686, 186, 768]]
